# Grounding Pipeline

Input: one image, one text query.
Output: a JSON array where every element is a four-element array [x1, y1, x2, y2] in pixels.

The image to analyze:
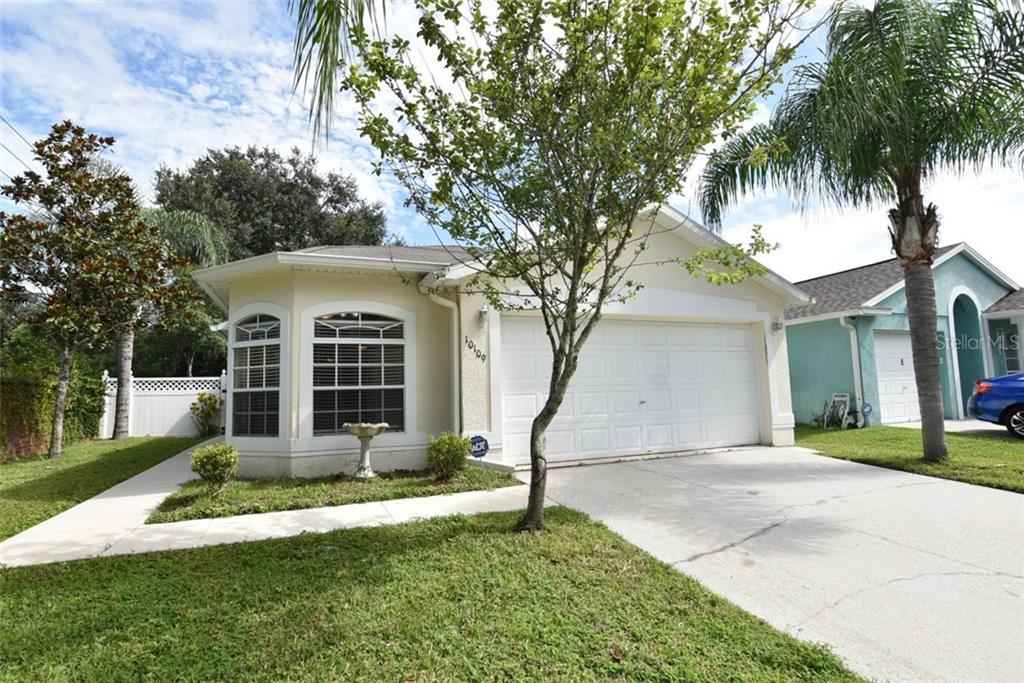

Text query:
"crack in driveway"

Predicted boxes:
[[793, 570, 1024, 628], [675, 519, 787, 564]]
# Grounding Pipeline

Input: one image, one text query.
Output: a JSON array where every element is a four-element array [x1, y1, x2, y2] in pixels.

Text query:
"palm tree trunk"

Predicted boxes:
[[112, 327, 134, 439], [902, 261, 948, 462], [890, 187, 948, 463], [48, 346, 73, 459]]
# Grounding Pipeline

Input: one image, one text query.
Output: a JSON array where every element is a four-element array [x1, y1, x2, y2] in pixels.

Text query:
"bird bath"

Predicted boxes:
[[343, 422, 389, 479]]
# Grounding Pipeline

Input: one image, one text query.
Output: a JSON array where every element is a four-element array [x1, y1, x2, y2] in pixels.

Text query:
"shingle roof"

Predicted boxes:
[[295, 244, 473, 267], [785, 243, 962, 320], [986, 288, 1024, 314]]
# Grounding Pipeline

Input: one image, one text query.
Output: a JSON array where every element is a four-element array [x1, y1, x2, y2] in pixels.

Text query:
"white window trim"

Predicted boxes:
[[226, 302, 291, 449], [298, 301, 419, 449]]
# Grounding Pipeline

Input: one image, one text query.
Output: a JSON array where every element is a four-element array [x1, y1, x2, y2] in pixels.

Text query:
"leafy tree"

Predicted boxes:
[[0, 121, 186, 458], [698, 0, 1024, 463], [153, 146, 391, 258], [131, 277, 226, 378], [294, 0, 811, 528]]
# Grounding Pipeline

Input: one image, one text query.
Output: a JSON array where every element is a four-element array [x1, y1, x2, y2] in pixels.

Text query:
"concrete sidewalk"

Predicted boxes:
[[0, 441, 528, 567]]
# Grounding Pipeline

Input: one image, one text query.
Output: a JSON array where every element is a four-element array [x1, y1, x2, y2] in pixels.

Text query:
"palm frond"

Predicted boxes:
[[144, 208, 229, 267], [290, 0, 380, 139]]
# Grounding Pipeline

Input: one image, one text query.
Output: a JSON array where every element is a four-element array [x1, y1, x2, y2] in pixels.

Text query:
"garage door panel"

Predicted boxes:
[[613, 426, 643, 451], [638, 325, 669, 346], [641, 354, 670, 377], [644, 389, 671, 412], [876, 331, 921, 424], [576, 392, 608, 417], [504, 393, 538, 419], [576, 354, 607, 379], [501, 317, 760, 463], [611, 391, 642, 415], [610, 354, 638, 377], [672, 389, 701, 413]]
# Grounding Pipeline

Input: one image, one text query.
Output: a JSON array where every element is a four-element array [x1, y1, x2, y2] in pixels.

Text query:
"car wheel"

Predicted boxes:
[[1007, 407, 1024, 439]]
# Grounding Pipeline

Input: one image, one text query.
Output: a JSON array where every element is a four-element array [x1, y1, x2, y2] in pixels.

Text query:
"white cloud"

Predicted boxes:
[[1, 0, 1022, 282]]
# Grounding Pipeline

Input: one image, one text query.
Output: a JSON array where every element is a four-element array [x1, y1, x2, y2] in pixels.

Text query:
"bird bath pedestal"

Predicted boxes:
[[343, 423, 389, 479]]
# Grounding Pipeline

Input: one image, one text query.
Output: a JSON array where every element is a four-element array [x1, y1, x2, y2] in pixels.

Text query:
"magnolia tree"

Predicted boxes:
[[0, 121, 187, 457], [295, 0, 812, 528]]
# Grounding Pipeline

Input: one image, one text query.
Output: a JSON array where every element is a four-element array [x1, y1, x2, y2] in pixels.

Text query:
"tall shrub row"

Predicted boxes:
[[1, 325, 105, 459]]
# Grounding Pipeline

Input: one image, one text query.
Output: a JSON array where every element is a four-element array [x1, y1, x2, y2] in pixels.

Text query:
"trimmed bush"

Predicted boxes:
[[190, 392, 223, 437], [190, 443, 239, 492], [426, 432, 470, 481]]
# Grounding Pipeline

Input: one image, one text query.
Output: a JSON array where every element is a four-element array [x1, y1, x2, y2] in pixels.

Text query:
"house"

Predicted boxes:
[[192, 205, 809, 478], [785, 243, 1022, 426]]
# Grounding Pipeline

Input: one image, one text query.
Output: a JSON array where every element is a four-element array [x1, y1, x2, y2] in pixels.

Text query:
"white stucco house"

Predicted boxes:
[[193, 205, 810, 478]]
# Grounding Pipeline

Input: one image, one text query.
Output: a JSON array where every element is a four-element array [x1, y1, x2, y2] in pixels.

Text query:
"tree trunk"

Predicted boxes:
[[518, 357, 577, 531], [112, 326, 134, 439], [890, 186, 948, 463], [185, 350, 194, 378], [48, 346, 73, 459]]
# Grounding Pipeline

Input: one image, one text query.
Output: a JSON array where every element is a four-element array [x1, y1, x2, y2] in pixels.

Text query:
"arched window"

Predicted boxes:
[[312, 313, 405, 434], [232, 314, 281, 437]]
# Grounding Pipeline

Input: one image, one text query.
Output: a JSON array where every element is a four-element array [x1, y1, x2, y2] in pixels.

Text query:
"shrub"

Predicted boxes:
[[190, 443, 239, 492], [0, 324, 105, 458], [426, 432, 470, 481], [190, 392, 223, 437]]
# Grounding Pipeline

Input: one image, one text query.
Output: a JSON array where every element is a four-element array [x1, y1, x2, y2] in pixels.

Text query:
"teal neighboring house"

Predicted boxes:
[[785, 243, 1023, 426]]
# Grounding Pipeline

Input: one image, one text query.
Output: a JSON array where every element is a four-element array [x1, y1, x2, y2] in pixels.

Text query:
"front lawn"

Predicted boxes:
[[0, 437, 204, 540], [796, 425, 1024, 493], [0, 507, 859, 681], [148, 466, 520, 523]]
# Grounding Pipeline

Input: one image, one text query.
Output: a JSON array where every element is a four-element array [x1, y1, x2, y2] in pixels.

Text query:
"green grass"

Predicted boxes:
[[796, 425, 1024, 492], [149, 466, 521, 524], [0, 437, 204, 540], [0, 508, 859, 682]]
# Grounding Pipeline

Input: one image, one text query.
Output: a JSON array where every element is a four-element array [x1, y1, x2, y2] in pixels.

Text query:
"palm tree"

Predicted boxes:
[[143, 208, 228, 268], [699, 0, 1024, 462], [109, 209, 228, 439]]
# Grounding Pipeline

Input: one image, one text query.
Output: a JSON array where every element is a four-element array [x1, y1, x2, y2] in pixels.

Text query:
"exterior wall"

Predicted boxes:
[[463, 227, 799, 463], [785, 319, 855, 425], [870, 253, 1013, 418], [226, 269, 453, 478]]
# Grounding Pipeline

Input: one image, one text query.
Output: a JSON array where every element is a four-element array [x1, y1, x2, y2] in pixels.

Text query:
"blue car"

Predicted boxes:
[[967, 372, 1024, 439]]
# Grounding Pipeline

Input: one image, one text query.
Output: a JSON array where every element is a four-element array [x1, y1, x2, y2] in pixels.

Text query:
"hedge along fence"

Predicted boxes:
[[0, 373, 106, 460], [1, 325, 106, 460]]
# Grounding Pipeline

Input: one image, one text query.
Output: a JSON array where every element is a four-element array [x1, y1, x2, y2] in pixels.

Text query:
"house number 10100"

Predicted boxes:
[[464, 336, 487, 362]]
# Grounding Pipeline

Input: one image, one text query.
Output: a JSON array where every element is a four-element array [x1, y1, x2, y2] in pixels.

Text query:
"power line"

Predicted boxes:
[[0, 114, 34, 151], [0, 140, 35, 174]]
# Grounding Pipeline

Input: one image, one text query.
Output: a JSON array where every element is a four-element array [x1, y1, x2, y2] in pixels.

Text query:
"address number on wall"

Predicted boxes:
[[464, 336, 487, 362]]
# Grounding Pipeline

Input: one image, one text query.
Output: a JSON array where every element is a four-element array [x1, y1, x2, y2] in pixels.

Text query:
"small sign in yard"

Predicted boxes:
[[470, 435, 489, 458]]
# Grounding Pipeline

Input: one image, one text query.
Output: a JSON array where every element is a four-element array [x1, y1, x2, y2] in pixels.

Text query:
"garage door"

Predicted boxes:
[[500, 317, 761, 464], [875, 331, 921, 424]]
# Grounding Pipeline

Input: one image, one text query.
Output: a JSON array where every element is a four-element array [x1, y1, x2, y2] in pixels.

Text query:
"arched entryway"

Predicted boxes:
[[951, 292, 986, 415]]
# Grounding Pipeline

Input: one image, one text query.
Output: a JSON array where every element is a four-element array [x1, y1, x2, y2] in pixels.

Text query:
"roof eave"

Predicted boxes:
[[785, 307, 893, 326]]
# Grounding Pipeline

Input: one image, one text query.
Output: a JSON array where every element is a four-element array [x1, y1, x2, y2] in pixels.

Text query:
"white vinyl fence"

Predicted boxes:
[[99, 371, 227, 438]]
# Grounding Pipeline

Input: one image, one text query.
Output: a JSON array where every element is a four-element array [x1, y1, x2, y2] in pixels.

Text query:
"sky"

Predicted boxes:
[[1, 0, 1022, 284]]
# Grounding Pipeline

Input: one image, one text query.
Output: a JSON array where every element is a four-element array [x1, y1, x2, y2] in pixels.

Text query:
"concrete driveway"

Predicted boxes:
[[538, 447, 1024, 683]]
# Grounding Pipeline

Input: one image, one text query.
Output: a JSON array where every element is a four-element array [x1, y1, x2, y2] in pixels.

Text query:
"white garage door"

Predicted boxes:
[[875, 331, 921, 424], [500, 317, 761, 464]]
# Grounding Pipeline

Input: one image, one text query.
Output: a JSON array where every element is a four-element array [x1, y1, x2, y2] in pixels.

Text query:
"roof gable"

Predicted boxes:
[[786, 243, 1019, 321]]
